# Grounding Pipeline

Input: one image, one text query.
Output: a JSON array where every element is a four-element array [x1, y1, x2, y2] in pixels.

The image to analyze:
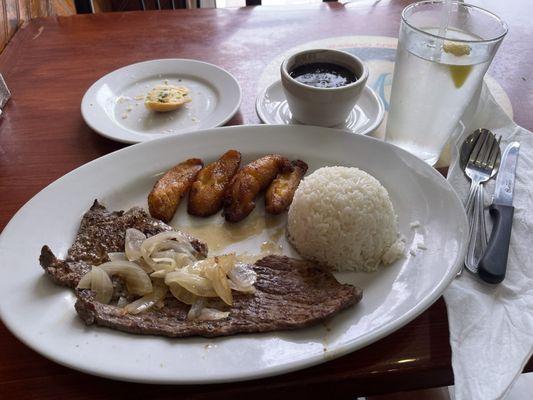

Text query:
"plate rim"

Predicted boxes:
[[80, 58, 243, 144], [0, 124, 467, 384], [255, 80, 385, 136]]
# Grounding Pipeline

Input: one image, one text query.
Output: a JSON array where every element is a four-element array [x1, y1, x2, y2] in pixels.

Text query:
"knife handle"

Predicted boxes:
[[478, 204, 514, 284]]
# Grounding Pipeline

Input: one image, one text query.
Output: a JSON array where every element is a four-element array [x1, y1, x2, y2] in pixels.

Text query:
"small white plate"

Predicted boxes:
[[81, 59, 242, 144], [256, 80, 384, 135], [0, 125, 467, 384]]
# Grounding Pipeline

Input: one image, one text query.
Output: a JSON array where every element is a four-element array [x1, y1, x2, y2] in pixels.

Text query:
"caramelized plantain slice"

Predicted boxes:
[[188, 150, 241, 217], [223, 155, 292, 222], [148, 158, 203, 222], [265, 160, 308, 215]]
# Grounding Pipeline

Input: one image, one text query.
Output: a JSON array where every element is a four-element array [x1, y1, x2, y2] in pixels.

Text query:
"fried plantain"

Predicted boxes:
[[224, 154, 292, 222], [265, 160, 308, 215], [148, 158, 203, 222], [188, 150, 241, 217]]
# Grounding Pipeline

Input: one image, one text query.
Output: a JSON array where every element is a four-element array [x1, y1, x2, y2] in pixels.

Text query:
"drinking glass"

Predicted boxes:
[[385, 1, 507, 165]]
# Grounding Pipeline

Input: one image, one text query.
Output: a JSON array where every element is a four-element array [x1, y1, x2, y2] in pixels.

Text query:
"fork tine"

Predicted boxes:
[[472, 130, 491, 166], [469, 129, 481, 147], [479, 132, 496, 168], [468, 129, 486, 164], [487, 135, 501, 170]]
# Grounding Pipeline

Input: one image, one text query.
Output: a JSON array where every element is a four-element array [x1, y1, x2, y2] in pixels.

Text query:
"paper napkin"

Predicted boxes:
[[444, 84, 533, 400]]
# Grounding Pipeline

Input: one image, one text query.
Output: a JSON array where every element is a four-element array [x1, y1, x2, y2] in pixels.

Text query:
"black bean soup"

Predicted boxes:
[[289, 62, 358, 88]]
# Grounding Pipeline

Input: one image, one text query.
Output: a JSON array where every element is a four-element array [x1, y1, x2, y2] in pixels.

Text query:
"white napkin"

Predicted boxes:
[[444, 83, 533, 400]]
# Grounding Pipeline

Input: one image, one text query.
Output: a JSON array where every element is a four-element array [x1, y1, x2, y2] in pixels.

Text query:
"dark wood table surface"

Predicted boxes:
[[0, 2, 532, 399]]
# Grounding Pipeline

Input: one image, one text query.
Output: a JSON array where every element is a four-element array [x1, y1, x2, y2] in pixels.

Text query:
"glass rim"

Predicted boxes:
[[401, 1, 508, 44]]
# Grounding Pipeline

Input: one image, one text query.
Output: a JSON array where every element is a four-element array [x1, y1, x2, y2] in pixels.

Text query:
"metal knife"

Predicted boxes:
[[478, 141, 520, 284]]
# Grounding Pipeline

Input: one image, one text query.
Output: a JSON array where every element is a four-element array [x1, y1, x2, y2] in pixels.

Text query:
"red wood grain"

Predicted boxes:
[[0, 2, 531, 398]]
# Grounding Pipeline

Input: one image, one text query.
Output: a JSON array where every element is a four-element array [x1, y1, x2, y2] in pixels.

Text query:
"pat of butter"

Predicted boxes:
[[145, 85, 191, 112]]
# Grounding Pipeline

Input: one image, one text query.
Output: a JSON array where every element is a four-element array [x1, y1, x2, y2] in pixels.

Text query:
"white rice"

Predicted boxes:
[[287, 166, 404, 272]]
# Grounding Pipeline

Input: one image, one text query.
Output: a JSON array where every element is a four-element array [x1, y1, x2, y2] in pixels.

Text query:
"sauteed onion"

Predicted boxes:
[[77, 229, 257, 320]]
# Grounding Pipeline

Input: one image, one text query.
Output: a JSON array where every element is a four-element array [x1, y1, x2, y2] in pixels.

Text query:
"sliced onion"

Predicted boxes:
[[152, 240, 192, 253], [136, 258, 154, 273], [228, 263, 257, 292], [187, 298, 206, 320], [117, 296, 129, 308], [108, 252, 127, 262], [149, 256, 188, 279], [77, 270, 92, 289], [152, 240, 196, 261], [198, 308, 230, 321], [229, 280, 255, 294], [149, 253, 194, 277], [152, 257, 176, 269], [182, 259, 214, 278], [204, 263, 233, 306], [99, 260, 152, 295], [125, 228, 146, 261], [153, 251, 193, 269], [216, 253, 237, 274], [124, 280, 168, 314], [165, 270, 217, 297], [141, 231, 195, 259], [138, 230, 198, 272], [91, 266, 114, 304], [168, 283, 197, 305], [150, 269, 170, 279]]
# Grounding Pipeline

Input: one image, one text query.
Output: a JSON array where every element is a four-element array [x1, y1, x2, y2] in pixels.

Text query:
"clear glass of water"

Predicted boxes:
[[385, 1, 507, 165]]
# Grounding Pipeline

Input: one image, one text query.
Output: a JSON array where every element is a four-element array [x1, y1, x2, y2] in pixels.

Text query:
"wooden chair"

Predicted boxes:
[[0, 0, 77, 52], [246, 0, 336, 5], [75, 0, 190, 12], [76, 0, 334, 11]]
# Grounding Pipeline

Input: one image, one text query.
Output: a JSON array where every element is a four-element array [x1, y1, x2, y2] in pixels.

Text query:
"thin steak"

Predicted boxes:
[[39, 202, 362, 338], [74, 255, 361, 337], [39, 200, 207, 288]]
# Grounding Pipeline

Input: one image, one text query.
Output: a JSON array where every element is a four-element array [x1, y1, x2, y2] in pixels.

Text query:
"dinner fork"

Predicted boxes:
[[463, 130, 501, 274]]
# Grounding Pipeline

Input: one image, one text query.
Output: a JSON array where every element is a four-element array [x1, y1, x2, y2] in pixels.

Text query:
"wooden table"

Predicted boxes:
[[0, 2, 532, 398]]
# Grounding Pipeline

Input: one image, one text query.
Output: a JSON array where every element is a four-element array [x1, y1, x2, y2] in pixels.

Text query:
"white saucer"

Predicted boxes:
[[81, 59, 242, 144], [256, 80, 384, 135]]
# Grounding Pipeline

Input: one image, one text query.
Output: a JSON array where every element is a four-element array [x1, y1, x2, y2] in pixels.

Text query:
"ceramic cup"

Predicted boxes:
[[280, 49, 369, 127]]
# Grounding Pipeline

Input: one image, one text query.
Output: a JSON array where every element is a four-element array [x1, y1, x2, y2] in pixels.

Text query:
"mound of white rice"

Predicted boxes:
[[287, 166, 404, 272]]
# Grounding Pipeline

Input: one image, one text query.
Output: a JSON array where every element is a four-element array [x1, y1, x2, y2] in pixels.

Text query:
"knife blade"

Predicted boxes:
[[478, 141, 520, 284]]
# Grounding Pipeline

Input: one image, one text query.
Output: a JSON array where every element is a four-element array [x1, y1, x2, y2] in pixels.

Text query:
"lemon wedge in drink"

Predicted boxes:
[[443, 42, 473, 88], [448, 65, 473, 88]]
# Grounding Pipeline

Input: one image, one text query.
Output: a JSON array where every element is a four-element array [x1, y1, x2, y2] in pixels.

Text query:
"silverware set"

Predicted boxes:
[[459, 128, 519, 283]]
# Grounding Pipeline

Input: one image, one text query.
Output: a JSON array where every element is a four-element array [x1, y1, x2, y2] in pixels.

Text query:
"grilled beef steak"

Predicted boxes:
[[39, 201, 362, 338], [39, 200, 207, 289], [74, 255, 361, 337]]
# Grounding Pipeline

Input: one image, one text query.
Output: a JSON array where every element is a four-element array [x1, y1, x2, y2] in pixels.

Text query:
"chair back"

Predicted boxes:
[[0, 0, 75, 51]]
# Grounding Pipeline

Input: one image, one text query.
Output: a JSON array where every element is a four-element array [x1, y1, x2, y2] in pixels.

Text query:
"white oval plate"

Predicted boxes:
[[81, 59, 242, 144], [0, 125, 467, 384], [256, 80, 384, 135]]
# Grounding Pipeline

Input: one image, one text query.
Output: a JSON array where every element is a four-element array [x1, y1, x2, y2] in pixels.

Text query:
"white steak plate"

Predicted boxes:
[[81, 59, 242, 144], [256, 80, 384, 135], [0, 125, 467, 384]]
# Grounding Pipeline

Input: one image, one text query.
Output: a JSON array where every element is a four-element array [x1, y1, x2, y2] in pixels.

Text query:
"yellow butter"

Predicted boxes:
[[145, 85, 191, 112]]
